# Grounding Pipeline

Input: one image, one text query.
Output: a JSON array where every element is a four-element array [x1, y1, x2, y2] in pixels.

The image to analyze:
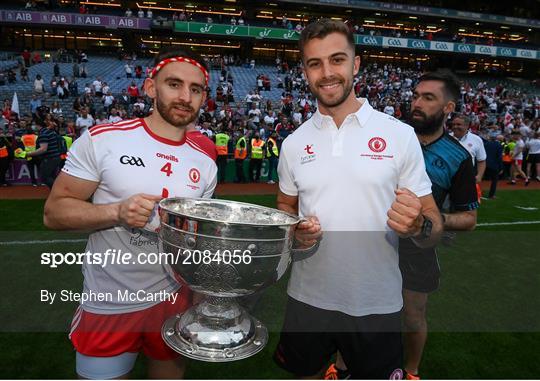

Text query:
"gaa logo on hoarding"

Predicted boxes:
[[434, 42, 449, 50], [388, 38, 403, 46], [500, 48, 513, 56], [412, 40, 428, 49], [479, 46, 492, 53], [362, 36, 378, 45], [458, 45, 472, 53]]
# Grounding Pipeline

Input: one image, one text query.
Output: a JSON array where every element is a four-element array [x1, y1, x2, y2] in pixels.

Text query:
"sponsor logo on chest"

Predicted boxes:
[[300, 144, 316, 164]]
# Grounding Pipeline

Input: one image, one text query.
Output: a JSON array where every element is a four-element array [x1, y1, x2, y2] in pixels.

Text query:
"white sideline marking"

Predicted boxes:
[[1, 221, 540, 245], [514, 206, 539, 211], [477, 220, 540, 227], [0, 239, 87, 246]]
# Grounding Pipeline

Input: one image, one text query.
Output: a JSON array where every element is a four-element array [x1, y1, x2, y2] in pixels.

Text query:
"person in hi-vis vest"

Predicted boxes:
[[0, 132, 14, 186], [234, 132, 247, 183], [214, 130, 230, 183], [266, 131, 279, 184], [249, 132, 265, 182], [20, 125, 39, 186], [58, 134, 73, 170]]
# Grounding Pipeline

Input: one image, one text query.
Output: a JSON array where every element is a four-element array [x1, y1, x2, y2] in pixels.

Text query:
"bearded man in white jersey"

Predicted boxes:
[[44, 47, 217, 379]]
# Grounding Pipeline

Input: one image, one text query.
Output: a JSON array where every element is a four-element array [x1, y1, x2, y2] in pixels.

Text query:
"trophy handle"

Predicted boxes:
[[290, 218, 320, 262]]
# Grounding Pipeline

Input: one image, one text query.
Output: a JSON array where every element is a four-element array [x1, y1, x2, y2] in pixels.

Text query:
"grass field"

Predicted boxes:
[[0, 190, 539, 378]]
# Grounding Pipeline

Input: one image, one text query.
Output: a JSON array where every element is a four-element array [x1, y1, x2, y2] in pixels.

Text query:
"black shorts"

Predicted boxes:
[[274, 297, 403, 379], [399, 238, 440, 293], [527, 153, 540, 164]]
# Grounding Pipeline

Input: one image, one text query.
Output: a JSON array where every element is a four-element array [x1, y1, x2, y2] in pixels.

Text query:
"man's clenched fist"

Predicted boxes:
[[387, 188, 423, 238], [117, 193, 162, 228]]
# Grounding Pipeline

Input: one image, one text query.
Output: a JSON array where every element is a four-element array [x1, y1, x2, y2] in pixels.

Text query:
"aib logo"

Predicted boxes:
[[120, 155, 145, 167], [189, 168, 201, 183], [368, 137, 386, 153], [304, 144, 314, 155]]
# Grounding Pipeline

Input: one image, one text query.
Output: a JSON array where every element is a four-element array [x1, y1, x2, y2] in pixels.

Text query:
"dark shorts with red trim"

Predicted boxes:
[[274, 297, 403, 379], [69, 287, 191, 360]]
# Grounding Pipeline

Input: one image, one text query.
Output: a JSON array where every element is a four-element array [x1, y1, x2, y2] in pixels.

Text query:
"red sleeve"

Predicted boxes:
[[186, 131, 218, 161]]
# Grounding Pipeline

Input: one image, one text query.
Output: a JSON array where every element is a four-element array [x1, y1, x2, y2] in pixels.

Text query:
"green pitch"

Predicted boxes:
[[0, 191, 539, 378]]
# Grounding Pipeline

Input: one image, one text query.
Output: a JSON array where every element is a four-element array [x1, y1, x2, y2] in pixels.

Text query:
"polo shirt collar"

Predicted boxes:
[[458, 131, 469, 142], [312, 98, 373, 129]]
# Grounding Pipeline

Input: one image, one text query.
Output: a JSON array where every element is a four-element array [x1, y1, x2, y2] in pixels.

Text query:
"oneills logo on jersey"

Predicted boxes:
[[361, 137, 394, 160], [301, 144, 316, 164], [119, 155, 145, 167], [156, 152, 179, 163]]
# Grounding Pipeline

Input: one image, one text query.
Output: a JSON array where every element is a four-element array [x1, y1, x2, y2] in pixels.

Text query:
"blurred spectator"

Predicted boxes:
[[75, 107, 95, 136]]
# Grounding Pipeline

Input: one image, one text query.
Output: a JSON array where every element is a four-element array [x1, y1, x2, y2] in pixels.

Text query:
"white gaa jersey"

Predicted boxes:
[[62, 118, 217, 314], [278, 99, 432, 317]]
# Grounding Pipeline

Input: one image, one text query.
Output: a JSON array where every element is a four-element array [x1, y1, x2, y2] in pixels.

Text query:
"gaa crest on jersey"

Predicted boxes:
[[368, 137, 386, 153], [189, 168, 201, 183]]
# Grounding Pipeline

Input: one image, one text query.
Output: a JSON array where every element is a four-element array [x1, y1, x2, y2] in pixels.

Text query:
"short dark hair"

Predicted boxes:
[[417, 69, 460, 103], [299, 19, 355, 59], [452, 113, 471, 126], [152, 46, 208, 74]]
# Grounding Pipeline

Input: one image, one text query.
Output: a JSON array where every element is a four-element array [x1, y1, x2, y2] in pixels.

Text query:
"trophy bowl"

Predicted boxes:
[[158, 197, 301, 362]]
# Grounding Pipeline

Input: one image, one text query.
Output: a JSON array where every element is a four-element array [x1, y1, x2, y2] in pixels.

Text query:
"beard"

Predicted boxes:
[[310, 74, 354, 109], [408, 109, 446, 135], [155, 90, 198, 128]]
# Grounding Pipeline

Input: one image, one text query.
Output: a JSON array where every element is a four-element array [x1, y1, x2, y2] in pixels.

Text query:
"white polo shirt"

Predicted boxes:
[[455, 131, 487, 165], [278, 99, 432, 316]]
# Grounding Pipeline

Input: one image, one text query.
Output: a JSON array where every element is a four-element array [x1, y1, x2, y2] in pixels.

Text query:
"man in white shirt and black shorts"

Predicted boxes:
[[273, 19, 443, 379], [44, 47, 217, 379]]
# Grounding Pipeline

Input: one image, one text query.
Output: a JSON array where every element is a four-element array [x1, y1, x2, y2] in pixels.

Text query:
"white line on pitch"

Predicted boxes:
[[0, 239, 87, 246], [477, 220, 540, 227]]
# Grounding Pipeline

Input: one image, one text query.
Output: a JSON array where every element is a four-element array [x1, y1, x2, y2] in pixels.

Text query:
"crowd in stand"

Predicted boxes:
[[1, 49, 539, 188]]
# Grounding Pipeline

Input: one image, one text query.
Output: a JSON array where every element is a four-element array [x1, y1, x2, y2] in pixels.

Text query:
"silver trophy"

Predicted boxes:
[[158, 197, 304, 362]]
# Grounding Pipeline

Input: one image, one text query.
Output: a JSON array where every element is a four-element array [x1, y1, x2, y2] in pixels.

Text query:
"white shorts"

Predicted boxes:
[[76, 351, 138, 379]]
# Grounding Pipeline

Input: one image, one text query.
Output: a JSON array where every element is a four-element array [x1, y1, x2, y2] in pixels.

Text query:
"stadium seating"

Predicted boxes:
[[0, 55, 287, 117]]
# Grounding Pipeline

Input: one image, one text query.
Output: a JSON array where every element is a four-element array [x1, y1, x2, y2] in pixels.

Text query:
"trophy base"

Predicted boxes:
[[162, 297, 269, 362]]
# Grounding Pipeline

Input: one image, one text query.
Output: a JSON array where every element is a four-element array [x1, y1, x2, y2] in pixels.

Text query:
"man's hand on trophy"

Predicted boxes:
[[117, 193, 163, 228], [294, 216, 322, 249]]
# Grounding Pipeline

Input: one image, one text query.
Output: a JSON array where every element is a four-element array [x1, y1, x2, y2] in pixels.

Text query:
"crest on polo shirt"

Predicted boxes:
[[361, 137, 394, 160]]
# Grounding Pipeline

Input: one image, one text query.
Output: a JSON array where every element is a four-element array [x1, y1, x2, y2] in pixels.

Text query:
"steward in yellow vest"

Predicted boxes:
[[234, 134, 247, 183], [215, 131, 230, 183], [249, 134, 265, 182], [215, 132, 230, 156], [266, 131, 279, 184]]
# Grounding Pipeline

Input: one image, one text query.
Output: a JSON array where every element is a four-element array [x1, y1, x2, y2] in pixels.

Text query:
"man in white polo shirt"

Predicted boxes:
[[273, 19, 443, 379], [75, 107, 95, 135], [450, 114, 487, 199]]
